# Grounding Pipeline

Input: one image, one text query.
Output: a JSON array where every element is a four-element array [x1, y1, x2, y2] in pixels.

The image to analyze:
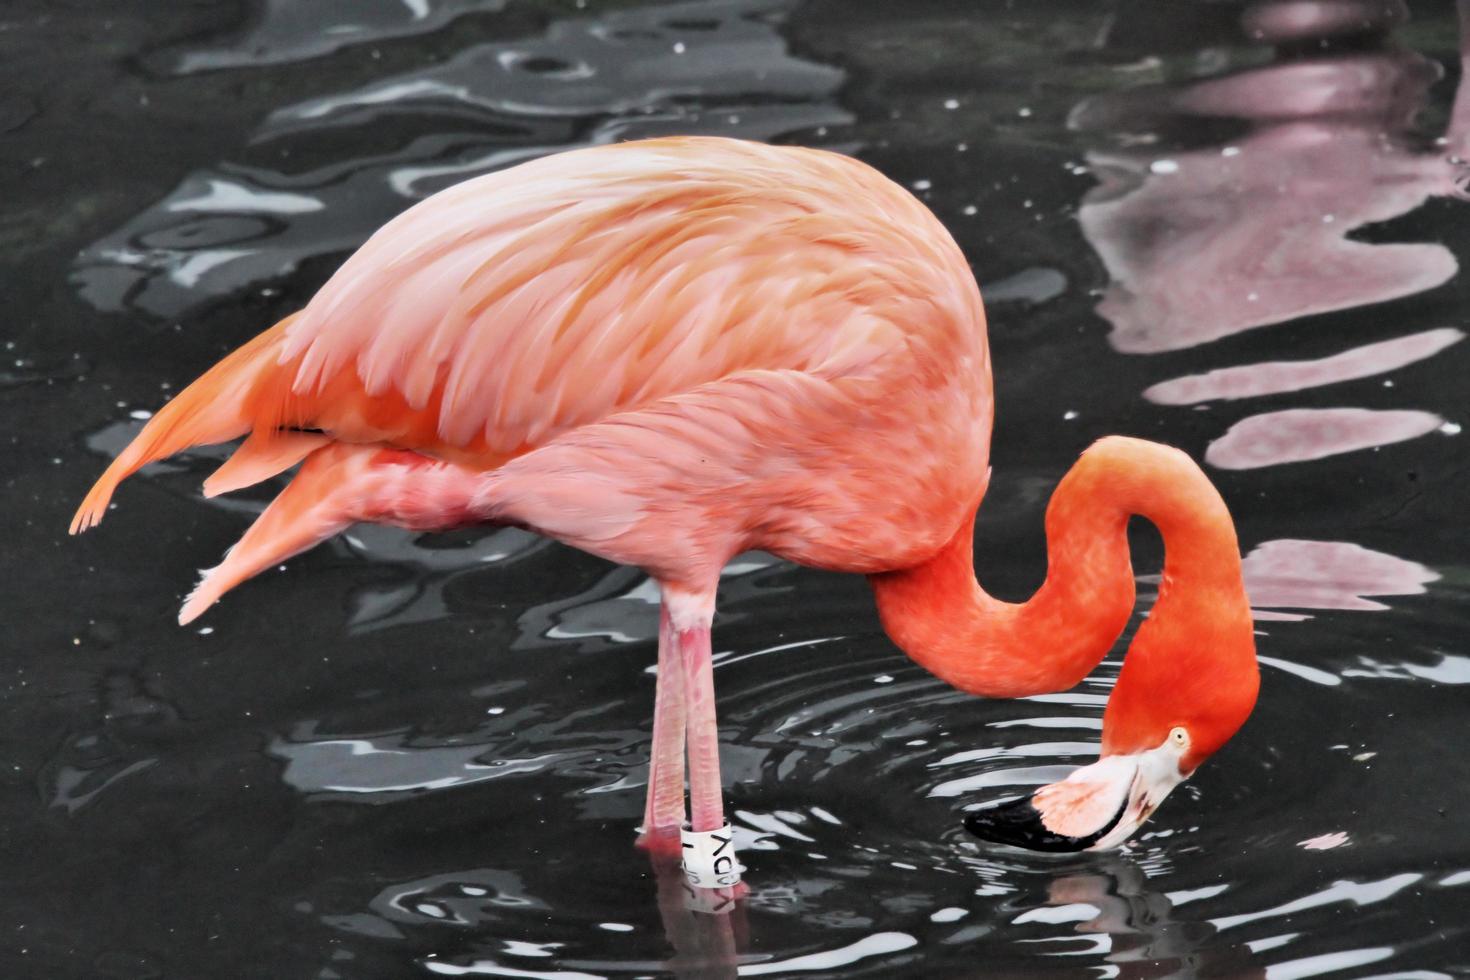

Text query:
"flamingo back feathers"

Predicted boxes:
[[273, 137, 980, 456]]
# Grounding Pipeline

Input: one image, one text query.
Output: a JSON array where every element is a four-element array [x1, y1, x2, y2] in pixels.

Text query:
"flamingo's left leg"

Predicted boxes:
[[639, 603, 688, 855]]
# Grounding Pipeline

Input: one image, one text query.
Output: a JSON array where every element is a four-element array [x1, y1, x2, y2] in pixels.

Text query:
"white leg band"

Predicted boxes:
[[680, 821, 742, 889]]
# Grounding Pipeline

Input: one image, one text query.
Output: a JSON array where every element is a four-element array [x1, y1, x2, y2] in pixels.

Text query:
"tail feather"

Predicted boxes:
[[203, 429, 332, 498], [177, 441, 488, 624], [179, 442, 357, 625], [70, 317, 296, 534]]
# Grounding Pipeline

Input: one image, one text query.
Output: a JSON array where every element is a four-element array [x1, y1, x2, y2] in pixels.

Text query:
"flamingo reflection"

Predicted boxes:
[[1241, 538, 1438, 621], [1076, 0, 1468, 473], [1076, 0, 1470, 356], [1025, 855, 1263, 977], [650, 852, 747, 979]]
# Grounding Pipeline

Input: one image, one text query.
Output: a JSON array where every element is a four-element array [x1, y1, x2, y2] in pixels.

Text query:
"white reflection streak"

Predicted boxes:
[[168, 179, 324, 214], [929, 764, 1075, 799], [1165, 883, 1230, 906], [1023, 692, 1109, 706], [288, 79, 471, 120], [737, 932, 917, 975], [932, 741, 1098, 768], [734, 808, 816, 842], [423, 959, 603, 979], [1257, 655, 1341, 687], [1403, 654, 1470, 684], [713, 635, 846, 670], [1016, 933, 1112, 955], [990, 716, 1102, 730], [1013, 902, 1101, 924], [1210, 873, 1420, 931], [171, 249, 254, 288], [1245, 932, 1298, 953], [1263, 946, 1393, 980]]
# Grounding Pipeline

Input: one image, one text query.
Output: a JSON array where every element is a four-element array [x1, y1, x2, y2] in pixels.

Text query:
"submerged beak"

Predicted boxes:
[[965, 742, 1188, 852]]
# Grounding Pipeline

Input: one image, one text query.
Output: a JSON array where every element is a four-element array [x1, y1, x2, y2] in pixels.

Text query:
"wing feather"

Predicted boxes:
[[103, 138, 982, 497]]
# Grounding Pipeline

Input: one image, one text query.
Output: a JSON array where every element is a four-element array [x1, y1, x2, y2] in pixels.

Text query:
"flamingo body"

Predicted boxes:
[[76, 137, 989, 595], [73, 137, 1257, 868]]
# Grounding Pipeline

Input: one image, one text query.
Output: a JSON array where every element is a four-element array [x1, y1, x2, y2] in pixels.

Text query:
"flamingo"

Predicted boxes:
[[70, 137, 1258, 883]]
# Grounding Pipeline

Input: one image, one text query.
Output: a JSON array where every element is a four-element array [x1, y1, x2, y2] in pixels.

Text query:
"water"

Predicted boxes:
[[6, 0, 1470, 975]]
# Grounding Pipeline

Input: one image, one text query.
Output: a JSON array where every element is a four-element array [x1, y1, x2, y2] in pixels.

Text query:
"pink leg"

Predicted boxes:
[[640, 605, 688, 853], [679, 623, 725, 833]]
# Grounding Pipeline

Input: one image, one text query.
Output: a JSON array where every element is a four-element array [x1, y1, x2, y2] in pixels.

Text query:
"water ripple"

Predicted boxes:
[[74, 0, 849, 320]]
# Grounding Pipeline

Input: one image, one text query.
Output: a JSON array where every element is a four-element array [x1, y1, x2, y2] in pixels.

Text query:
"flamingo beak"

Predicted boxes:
[[964, 740, 1189, 852]]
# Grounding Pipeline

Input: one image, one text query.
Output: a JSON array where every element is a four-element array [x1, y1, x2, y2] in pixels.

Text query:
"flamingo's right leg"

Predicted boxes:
[[639, 603, 688, 855]]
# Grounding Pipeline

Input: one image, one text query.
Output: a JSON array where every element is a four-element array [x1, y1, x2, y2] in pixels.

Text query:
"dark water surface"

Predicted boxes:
[[6, 0, 1470, 976]]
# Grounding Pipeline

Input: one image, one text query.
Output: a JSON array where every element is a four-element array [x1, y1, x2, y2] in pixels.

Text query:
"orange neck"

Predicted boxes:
[[868, 436, 1256, 756]]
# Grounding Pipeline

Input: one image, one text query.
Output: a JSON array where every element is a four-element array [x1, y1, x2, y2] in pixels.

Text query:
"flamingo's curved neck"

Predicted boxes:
[[868, 437, 1253, 711]]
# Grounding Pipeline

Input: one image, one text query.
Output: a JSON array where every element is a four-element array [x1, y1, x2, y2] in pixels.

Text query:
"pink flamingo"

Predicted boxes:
[[71, 137, 1258, 880]]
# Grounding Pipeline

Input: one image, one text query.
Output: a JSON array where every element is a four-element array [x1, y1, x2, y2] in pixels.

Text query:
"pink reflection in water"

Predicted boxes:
[[1144, 328, 1464, 405], [1243, 538, 1438, 619], [1074, 2, 1470, 354], [1206, 407, 1444, 469], [1241, 0, 1408, 42]]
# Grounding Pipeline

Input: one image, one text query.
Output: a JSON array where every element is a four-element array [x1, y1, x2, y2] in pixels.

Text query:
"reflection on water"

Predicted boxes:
[[1206, 406, 1448, 469], [274, 729, 564, 799], [326, 846, 1327, 978], [39, 671, 176, 814], [74, 0, 849, 319], [1077, 0, 1469, 355], [1025, 856, 1262, 976], [1143, 327, 1465, 405], [1078, 0, 1469, 472], [1243, 538, 1439, 618], [144, 0, 507, 74]]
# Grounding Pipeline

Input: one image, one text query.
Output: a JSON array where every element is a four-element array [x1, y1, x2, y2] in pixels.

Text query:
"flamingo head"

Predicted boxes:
[[967, 594, 1259, 852]]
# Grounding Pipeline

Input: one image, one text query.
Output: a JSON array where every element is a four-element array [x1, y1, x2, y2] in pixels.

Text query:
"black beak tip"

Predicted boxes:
[[964, 794, 1122, 853]]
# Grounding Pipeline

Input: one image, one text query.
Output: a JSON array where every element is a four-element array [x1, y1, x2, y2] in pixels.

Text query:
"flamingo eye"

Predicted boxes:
[[1168, 726, 1189, 749]]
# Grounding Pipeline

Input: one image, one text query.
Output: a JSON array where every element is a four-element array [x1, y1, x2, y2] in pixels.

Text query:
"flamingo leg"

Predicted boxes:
[[641, 604, 689, 853], [645, 588, 742, 895], [679, 622, 725, 833]]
